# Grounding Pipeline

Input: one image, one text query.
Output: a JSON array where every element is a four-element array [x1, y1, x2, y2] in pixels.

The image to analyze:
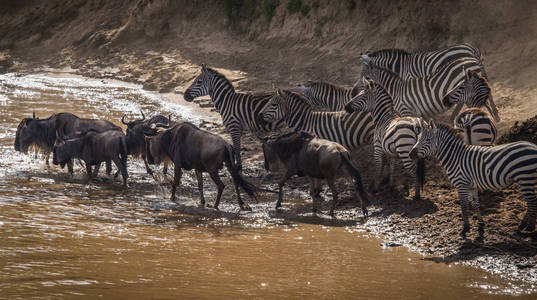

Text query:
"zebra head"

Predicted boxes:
[[410, 120, 438, 161], [260, 89, 288, 124], [345, 81, 372, 113], [444, 70, 491, 112], [184, 64, 214, 102]]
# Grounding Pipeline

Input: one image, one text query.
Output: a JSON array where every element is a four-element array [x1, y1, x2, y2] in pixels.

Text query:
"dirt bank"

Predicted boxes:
[[1, 0, 537, 288]]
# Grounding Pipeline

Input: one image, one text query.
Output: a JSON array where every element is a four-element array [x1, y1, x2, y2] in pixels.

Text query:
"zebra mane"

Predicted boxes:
[[281, 90, 313, 107], [458, 107, 491, 117], [367, 62, 402, 78], [366, 81, 403, 118], [435, 122, 464, 140], [367, 48, 410, 57], [205, 67, 236, 92]]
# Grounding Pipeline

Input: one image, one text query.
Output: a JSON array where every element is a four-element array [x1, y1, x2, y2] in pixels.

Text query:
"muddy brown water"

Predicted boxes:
[[0, 71, 535, 299]]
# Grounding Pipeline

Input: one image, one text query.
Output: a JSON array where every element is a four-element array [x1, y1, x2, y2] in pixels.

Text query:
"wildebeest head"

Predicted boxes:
[[52, 134, 85, 168], [184, 64, 216, 102], [14, 112, 56, 153], [143, 123, 173, 165], [123, 111, 173, 156]]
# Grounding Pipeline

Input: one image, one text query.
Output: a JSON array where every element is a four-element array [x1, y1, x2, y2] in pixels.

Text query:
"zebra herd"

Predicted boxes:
[[184, 43, 537, 239]]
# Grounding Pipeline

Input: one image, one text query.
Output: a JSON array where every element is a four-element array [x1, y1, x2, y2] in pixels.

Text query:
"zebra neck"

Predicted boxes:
[[209, 77, 235, 110], [286, 97, 312, 129], [372, 98, 397, 131], [435, 126, 467, 170]]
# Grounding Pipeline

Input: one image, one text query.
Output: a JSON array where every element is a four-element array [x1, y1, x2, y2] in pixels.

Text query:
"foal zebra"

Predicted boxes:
[[184, 64, 284, 170], [345, 80, 426, 200], [454, 108, 497, 146], [259, 89, 374, 150], [364, 43, 484, 80], [410, 122, 537, 239], [360, 58, 497, 121], [297, 81, 362, 111]]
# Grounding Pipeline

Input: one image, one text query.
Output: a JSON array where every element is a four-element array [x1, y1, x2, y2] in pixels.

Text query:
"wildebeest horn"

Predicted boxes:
[[140, 110, 146, 120], [153, 122, 170, 128], [121, 114, 128, 125]]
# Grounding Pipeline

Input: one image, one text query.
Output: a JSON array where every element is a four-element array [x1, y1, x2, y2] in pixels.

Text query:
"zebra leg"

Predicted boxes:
[[471, 189, 485, 239], [371, 147, 385, 192], [457, 189, 472, 239], [45, 153, 50, 166], [226, 122, 243, 171], [518, 182, 537, 232]]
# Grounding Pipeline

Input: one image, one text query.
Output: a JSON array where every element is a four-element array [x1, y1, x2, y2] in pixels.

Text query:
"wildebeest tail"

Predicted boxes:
[[224, 145, 259, 201], [416, 157, 425, 191], [340, 153, 370, 215]]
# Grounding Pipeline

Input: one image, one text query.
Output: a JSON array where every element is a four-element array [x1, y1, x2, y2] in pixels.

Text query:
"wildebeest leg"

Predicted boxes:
[[112, 157, 128, 186], [276, 170, 294, 209], [85, 161, 93, 182], [142, 154, 153, 175], [327, 177, 339, 217], [67, 159, 74, 174], [207, 170, 225, 210], [309, 178, 323, 215], [170, 164, 183, 202], [105, 160, 112, 176], [45, 153, 50, 166], [163, 163, 168, 175], [195, 170, 205, 207], [92, 163, 101, 178]]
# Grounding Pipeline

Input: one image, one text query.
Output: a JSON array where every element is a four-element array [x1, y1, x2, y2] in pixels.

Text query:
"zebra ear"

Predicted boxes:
[[430, 120, 437, 129], [201, 64, 207, 72], [360, 54, 372, 63], [276, 88, 283, 96]]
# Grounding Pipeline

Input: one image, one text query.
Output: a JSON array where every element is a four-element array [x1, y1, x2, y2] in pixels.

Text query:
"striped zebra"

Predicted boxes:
[[297, 81, 362, 111], [364, 43, 484, 80], [259, 89, 374, 150], [409, 121, 537, 239], [345, 80, 426, 200], [454, 108, 497, 146], [183, 64, 284, 170], [360, 58, 498, 121]]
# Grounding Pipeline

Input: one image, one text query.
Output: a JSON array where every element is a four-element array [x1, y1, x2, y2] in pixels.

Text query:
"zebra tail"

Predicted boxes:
[[224, 145, 259, 202], [340, 153, 370, 216]]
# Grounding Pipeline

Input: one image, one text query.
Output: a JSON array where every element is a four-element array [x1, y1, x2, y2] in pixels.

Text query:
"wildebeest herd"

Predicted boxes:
[[14, 43, 537, 241]]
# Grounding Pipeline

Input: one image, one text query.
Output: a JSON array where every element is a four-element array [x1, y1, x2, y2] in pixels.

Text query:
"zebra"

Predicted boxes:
[[364, 43, 484, 80], [362, 43, 499, 122], [409, 121, 537, 239], [345, 80, 427, 200], [259, 89, 374, 150], [360, 58, 498, 122], [183, 64, 284, 170], [454, 107, 497, 146], [297, 81, 363, 111]]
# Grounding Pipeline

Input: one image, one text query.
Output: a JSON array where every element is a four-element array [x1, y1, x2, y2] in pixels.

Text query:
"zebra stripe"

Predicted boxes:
[[364, 43, 484, 80], [410, 122, 537, 238], [361, 58, 491, 119], [259, 90, 373, 150], [184, 65, 284, 169], [297, 81, 362, 111], [454, 107, 497, 146], [345, 80, 427, 199]]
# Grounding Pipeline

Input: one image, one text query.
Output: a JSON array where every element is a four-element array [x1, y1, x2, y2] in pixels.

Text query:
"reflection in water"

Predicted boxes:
[[0, 72, 535, 299]]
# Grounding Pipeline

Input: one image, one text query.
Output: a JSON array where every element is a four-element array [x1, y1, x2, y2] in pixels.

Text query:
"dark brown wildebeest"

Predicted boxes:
[[53, 130, 128, 186], [259, 131, 370, 217], [54, 112, 122, 174], [144, 122, 258, 210], [122, 111, 176, 175], [14, 112, 57, 165]]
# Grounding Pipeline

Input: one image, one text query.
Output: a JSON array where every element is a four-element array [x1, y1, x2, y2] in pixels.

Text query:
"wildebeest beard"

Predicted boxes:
[[53, 137, 85, 168]]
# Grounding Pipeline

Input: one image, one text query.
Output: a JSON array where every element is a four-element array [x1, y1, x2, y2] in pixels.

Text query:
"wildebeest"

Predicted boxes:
[[53, 130, 128, 186], [14, 112, 57, 165], [54, 112, 122, 174], [259, 131, 369, 216], [122, 111, 175, 175], [144, 122, 258, 210]]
